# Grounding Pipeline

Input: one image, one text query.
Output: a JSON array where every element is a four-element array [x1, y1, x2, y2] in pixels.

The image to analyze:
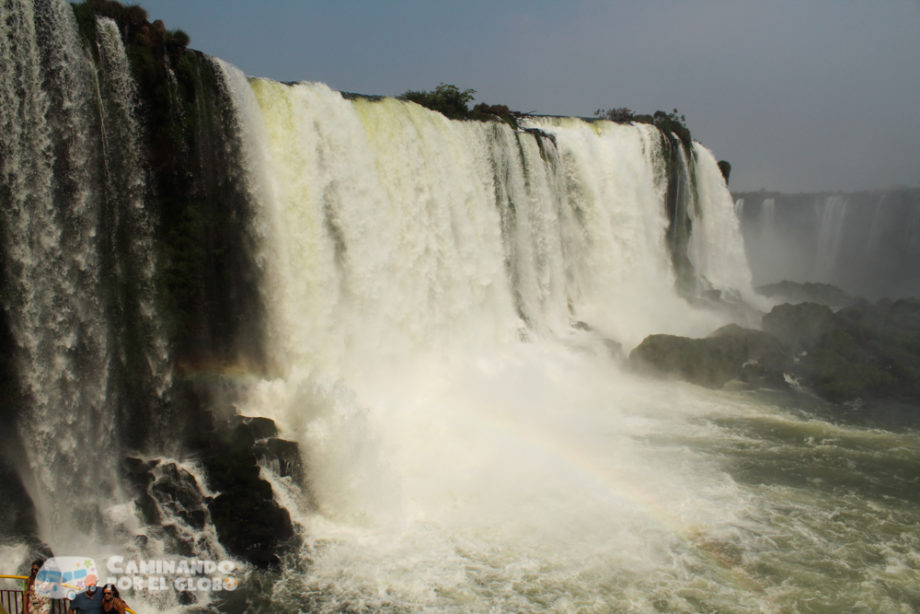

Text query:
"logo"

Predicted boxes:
[[104, 556, 239, 593], [35, 557, 99, 600]]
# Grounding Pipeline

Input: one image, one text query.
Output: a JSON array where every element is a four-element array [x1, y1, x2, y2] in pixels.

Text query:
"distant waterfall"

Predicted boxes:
[[735, 190, 920, 298], [813, 195, 848, 280]]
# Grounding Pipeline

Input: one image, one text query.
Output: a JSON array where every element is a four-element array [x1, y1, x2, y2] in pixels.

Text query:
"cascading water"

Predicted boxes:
[[94, 16, 172, 439], [215, 76, 750, 611], [688, 143, 755, 299], [1, 4, 218, 610], [813, 195, 848, 281], [735, 189, 920, 298], [1, 0, 119, 547]]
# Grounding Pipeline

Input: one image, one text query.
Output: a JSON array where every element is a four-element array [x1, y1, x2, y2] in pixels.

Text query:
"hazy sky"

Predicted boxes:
[[141, 0, 920, 193]]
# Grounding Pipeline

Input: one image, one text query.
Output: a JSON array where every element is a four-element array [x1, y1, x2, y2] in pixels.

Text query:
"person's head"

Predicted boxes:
[[101, 583, 116, 601], [30, 559, 44, 577]]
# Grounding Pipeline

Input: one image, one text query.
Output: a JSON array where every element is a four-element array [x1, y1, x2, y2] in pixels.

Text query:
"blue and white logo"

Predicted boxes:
[[35, 557, 98, 600]]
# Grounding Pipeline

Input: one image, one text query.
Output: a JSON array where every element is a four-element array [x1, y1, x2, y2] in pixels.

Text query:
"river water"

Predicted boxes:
[[241, 345, 920, 613]]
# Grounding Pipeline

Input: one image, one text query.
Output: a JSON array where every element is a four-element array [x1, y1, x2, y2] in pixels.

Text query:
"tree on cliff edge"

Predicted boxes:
[[400, 83, 476, 119]]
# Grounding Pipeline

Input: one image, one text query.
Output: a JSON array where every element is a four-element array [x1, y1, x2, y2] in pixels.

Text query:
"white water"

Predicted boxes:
[[689, 143, 757, 301], [0, 7, 178, 600], [211, 71, 818, 611], [1, 0, 118, 547], [813, 195, 848, 281]]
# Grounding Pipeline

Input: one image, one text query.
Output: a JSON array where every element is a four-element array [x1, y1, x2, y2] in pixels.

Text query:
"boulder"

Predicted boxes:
[[762, 302, 838, 350], [198, 416, 298, 569], [763, 300, 920, 403], [629, 324, 788, 389]]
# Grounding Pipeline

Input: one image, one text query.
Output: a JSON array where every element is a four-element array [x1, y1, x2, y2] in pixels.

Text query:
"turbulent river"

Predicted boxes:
[[253, 356, 920, 613]]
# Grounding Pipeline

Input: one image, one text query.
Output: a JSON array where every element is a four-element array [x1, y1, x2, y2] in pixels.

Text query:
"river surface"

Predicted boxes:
[[238, 345, 920, 614]]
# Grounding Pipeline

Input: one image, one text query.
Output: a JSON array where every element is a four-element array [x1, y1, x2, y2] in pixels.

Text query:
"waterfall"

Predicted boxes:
[[1, 0, 118, 547], [240, 78, 523, 379], [95, 17, 172, 441], [6, 3, 920, 612], [735, 189, 920, 297], [214, 80, 750, 383], [813, 194, 848, 280], [688, 143, 755, 300], [0, 0, 176, 559], [519, 117, 682, 343], [205, 74, 769, 610]]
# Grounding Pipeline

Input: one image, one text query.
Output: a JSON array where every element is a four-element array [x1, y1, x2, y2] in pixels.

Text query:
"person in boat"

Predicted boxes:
[[68, 580, 103, 614], [24, 559, 51, 614], [100, 584, 126, 614]]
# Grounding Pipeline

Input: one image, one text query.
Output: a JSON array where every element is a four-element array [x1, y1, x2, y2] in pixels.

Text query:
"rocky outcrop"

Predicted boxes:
[[124, 412, 302, 569], [198, 416, 300, 569], [629, 324, 788, 389], [764, 299, 920, 403], [630, 298, 920, 409]]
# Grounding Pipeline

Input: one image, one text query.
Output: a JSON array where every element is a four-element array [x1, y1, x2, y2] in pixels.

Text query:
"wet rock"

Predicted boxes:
[[123, 457, 161, 524], [254, 438, 305, 485], [152, 463, 210, 530], [634, 299, 920, 410], [629, 324, 788, 389], [198, 416, 298, 569], [123, 457, 213, 555], [762, 302, 838, 350], [764, 300, 920, 404]]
